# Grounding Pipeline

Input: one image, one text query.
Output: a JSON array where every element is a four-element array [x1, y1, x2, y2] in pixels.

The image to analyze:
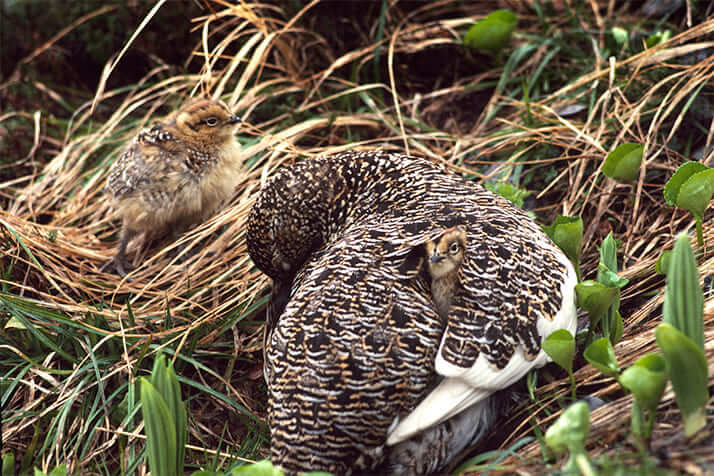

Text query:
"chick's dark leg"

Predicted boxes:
[[101, 227, 136, 277]]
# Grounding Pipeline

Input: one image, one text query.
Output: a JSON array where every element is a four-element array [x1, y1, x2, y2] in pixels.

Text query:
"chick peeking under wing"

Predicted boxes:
[[102, 99, 242, 277]]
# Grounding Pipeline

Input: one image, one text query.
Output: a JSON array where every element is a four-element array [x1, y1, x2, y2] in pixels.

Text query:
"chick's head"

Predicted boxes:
[[426, 226, 467, 280], [172, 99, 241, 147]]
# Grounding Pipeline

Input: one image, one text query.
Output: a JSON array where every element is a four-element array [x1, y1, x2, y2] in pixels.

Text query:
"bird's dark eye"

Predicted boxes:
[[449, 242, 460, 254], [204, 117, 218, 127]]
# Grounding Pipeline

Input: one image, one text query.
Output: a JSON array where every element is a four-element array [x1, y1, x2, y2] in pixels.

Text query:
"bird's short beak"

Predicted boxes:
[[430, 255, 444, 264], [228, 114, 242, 124]]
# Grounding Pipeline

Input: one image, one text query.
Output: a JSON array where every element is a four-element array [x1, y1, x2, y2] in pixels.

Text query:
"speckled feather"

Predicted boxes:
[[246, 151, 577, 475]]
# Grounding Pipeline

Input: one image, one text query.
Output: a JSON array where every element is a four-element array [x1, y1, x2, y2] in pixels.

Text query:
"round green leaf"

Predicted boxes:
[[231, 460, 285, 476], [543, 215, 583, 267], [583, 337, 620, 378], [611, 27, 628, 46], [542, 329, 575, 375], [619, 354, 667, 412], [575, 280, 618, 326], [602, 143, 643, 182], [676, 169, 714, 221], [655, 250, 672, 275], [464, 9, 518, 53], [545, 401, 590, 454], [655, 323, 709, 437], [663, 162, 708, 206]]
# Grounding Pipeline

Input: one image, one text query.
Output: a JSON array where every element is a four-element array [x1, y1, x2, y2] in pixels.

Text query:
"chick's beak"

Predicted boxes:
[[228, 114, 242, 125], [430, 254, 444, 264]]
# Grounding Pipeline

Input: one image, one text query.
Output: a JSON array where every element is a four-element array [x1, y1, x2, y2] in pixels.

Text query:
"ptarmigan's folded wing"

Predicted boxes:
[[387, 247, 577, 445]]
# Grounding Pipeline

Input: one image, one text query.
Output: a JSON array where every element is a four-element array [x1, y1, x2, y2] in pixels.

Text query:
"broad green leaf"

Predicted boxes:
[[655, 323, 709, 437], [583, 337, 620, 378], [48, 466, 67, 476], [545, 401, 590, 454], [676, 169, 714, 221], [602, 143, 643, 182], [663, 234, 704, 350], [464, 9, 518, 54], [575, 280, 618, 327], [149, 355, 187, 472], [597, 264, 629, 289], [646, 30, 671, 48], [483, 181, 529, 208], [611, 27, 628, 46], [231, 460, 285, 475], [141, 378, 178, 476], [598, 232, 619, 274], [619, 354, 668, 412], [655, 250, 672, 275], [542, 216, 583, 274], [542, 329, 575, 375], [3, 453, 15, 476], [663, 162, 708, 206], [611, 309, 624, 344]]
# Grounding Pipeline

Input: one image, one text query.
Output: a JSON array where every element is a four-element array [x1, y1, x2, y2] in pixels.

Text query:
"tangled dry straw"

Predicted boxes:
[[2, 1, 713, 473]]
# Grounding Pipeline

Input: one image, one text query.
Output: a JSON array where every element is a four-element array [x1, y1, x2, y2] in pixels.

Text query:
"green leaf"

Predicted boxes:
[[545, 401, 590, 454], [2, 453, 15, 476], [619, 354, 668, 413], [646, 30, 671, 48], [542, 216, 583, 275], [231, 460, 285, 475], [597, 264, 629, 288], [676, 169, 714, 221], [575, 280, 618, 327], [598, 232, 619, 274], [655, 323, 709, 437], [611, 309, 624, 344], [583, 337, 620, 378], [483, 181, 529, 208], [655, 250, 672, 275], [663, 162, 708, 206], [48, 466, 67, 476], [543, 329, 575, 375], [663, 234, 704, 350], [141, 377, 178, 476], [602, 143, 643, 182], [611, 27, 628, 46], [464, 9, 518, 54]]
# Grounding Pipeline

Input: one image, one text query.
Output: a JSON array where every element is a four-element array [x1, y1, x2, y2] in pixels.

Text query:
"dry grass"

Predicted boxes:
[[2, 1, 714, 474]]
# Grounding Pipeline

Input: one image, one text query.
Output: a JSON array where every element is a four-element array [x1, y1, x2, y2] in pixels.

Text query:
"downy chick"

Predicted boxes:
[[425, 226, 467, 317], [103, 98, 242, 276]]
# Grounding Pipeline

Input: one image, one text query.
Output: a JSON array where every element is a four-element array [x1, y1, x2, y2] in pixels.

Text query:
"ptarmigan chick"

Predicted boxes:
[[103, 99, 242, 276], [425, 226, 467, 317]]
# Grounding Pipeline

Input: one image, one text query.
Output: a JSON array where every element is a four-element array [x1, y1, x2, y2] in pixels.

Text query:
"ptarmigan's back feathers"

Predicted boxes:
[[246, 151, 578, 475]]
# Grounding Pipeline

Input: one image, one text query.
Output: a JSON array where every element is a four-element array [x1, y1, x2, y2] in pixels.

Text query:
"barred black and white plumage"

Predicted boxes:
[[246, 150, 577, 475]]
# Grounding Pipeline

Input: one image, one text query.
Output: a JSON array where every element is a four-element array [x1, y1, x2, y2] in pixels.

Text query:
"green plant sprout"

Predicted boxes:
[[664, 162, 714, 247], [583, 336, 667, 442], [545, 401, 596, 475], [464, 9, 518, 55], [602, 143, 644, 183], [542, 329, 577, 400], [655, 234, 709, 438], [575, 233, 628, 345], [543, 215, 583, 282], [140, 354, 187, 476]]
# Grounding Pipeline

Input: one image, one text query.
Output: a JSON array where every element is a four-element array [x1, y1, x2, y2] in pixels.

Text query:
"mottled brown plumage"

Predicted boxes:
[[103, 99, 242, 276], [246, 151, 577, 475]]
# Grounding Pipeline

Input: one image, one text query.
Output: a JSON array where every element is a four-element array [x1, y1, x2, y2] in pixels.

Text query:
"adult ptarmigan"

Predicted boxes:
[[246, 150, 577, 475]]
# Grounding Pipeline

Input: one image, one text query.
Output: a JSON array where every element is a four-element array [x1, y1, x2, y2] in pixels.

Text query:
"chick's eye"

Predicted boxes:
[[449, 242, 460, 254], [204, 117, 218, 127]]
